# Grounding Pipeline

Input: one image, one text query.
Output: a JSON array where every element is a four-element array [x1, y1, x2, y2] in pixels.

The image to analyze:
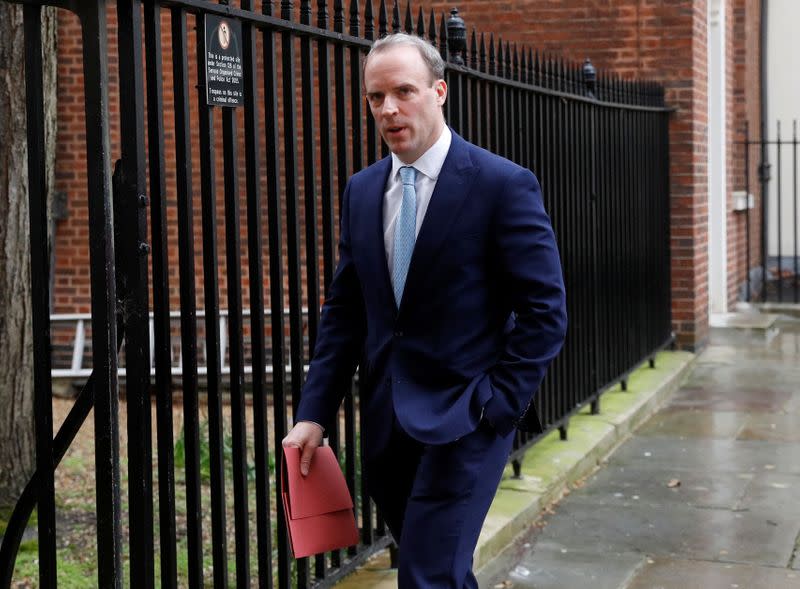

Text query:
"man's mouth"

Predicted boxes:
[[386, 125, 406, 136]]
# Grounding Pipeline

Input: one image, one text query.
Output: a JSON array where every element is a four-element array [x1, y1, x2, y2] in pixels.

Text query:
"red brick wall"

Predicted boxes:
[[51, 0, 764, 350]]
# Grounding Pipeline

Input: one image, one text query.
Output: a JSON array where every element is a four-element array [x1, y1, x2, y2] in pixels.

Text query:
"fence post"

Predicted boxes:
[[584, 58, 602, 409], [115, 0, 155, 585], [446, 8, 465, 65]]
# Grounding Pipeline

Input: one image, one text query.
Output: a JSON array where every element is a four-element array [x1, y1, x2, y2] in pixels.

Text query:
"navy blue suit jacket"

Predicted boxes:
[[296, 132, 567, 459]]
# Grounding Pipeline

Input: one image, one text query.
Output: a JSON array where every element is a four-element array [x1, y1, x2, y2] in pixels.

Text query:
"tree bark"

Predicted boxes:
[[0, 4, 57, 508]]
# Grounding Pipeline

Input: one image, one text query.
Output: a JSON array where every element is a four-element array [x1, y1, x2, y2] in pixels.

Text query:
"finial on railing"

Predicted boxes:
[[404, 0, 413, 33], [582, 58, 596, 99], [378, 0, 388, 37], [392, 0, 400, 33], [446, 8, 466, 65]]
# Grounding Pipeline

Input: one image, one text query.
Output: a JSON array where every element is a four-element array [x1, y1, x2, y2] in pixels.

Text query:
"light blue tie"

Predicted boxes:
[[393, 166, 417, 306]]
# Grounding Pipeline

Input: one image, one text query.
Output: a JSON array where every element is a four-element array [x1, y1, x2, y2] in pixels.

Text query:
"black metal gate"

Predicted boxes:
[[740, 121, 800, 303], [0, 0, 672, 587]]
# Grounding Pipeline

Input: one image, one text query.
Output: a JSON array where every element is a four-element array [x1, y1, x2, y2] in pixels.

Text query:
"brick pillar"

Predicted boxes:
[[418, 0, 712, 349]]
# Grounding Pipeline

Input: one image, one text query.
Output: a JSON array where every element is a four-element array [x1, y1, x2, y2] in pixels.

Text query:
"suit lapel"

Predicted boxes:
[[399, 133, 478, 315], [359, 157, 396, 311]]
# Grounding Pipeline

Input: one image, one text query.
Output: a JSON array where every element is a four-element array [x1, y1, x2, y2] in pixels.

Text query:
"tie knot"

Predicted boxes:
[[399, 166, 416, 186]]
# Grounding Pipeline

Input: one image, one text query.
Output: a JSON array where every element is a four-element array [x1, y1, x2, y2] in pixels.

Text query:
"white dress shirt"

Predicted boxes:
[[383, 126, 452, 281]]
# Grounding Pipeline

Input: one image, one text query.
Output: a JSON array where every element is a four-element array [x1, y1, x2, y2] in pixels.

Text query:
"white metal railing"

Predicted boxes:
[[50, 308, 310, 380]]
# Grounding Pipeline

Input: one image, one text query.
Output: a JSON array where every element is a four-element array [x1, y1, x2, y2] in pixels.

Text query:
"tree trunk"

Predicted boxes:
[[0, 4, 57, 508]]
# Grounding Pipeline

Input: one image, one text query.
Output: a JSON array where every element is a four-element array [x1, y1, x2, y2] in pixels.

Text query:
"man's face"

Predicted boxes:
[[364, 45, 447, 164]]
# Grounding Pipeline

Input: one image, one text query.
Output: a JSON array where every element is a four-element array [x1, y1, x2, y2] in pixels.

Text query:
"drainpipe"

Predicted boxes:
[[758, 0, 770, 299]]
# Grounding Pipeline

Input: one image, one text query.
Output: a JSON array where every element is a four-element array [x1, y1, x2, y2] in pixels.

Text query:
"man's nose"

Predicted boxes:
[[381, 96, 399, 116]]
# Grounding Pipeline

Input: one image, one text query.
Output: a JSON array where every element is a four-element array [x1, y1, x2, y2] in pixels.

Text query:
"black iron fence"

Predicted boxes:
[[741, 121, 800, 303], [0, 0, 672, 587]]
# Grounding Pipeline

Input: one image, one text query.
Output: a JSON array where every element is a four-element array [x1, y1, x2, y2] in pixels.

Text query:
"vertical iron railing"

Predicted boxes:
[[740, 120, 800, 303], [1, 1, 672, 587]]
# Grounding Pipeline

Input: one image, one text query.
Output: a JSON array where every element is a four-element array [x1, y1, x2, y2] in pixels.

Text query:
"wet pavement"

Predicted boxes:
[[480, 316, 800, 589]]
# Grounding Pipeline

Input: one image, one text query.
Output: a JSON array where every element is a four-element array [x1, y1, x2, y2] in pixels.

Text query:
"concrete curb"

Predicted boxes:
[[336, 350, 696, 588]]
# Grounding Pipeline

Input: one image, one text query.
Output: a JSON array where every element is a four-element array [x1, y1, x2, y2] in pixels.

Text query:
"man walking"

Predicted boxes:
[[283, 33, 567, 588]]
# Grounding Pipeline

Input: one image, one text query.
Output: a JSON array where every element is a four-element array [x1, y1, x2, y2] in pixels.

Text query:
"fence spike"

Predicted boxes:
[[365, 0, 374, 39], [513, 43, 519, 82], [392, 0, 400, 33], [497, 38, 504, 77], [428, 9, 436, 44], [470, 28, 477, 69], [488, 33, 496, 76], [525, 47, 533, 84], [438, 12, 447, 60], [505, 41, 511, 80], [317, 0, 329, 27], [404, 0, 413, 33], [281, 0, 294, 20], [378, 0, 388, 36], [520, 47, 527, 83], [350, 0, 360, 35], [334, 0, 345, 32], [416, 6, 425, 36], [565, 61, 572, 94], [301, 0, 312, 24], [533, 49, 540, 85], [479, 32, 487, 73]]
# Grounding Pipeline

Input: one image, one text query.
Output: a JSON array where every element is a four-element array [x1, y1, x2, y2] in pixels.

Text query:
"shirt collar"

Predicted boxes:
[[390, 125, 452, 183]]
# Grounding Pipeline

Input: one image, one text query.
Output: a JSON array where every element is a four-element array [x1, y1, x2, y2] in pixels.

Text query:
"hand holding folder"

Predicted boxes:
[[281, 446, 360, 558]]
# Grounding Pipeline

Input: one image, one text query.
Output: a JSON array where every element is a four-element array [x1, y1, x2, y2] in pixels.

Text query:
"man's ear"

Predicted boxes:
[[435, 79, 448, 105]]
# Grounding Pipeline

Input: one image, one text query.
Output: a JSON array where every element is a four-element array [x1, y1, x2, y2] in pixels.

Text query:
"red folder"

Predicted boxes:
[[281, 446, 360, 558]]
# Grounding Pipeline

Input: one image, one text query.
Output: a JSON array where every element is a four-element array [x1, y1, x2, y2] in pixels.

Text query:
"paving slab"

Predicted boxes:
[[672, 362, 800, 388], [665, 385, 794, 413], [573, 465, 751, 510], [738, 413, 800, 442], [534, 500, 797, 567], [636, 407, 749, 439], [709, 312, 779, 330], [627, 557, 800, 589], [480, 541, 644, 589], [735, 472, 800, 520], [606, 437, 800, 476]]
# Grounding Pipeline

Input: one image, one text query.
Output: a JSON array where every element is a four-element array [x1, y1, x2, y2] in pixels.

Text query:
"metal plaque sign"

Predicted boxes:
[[204, 14, 243, 107]]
